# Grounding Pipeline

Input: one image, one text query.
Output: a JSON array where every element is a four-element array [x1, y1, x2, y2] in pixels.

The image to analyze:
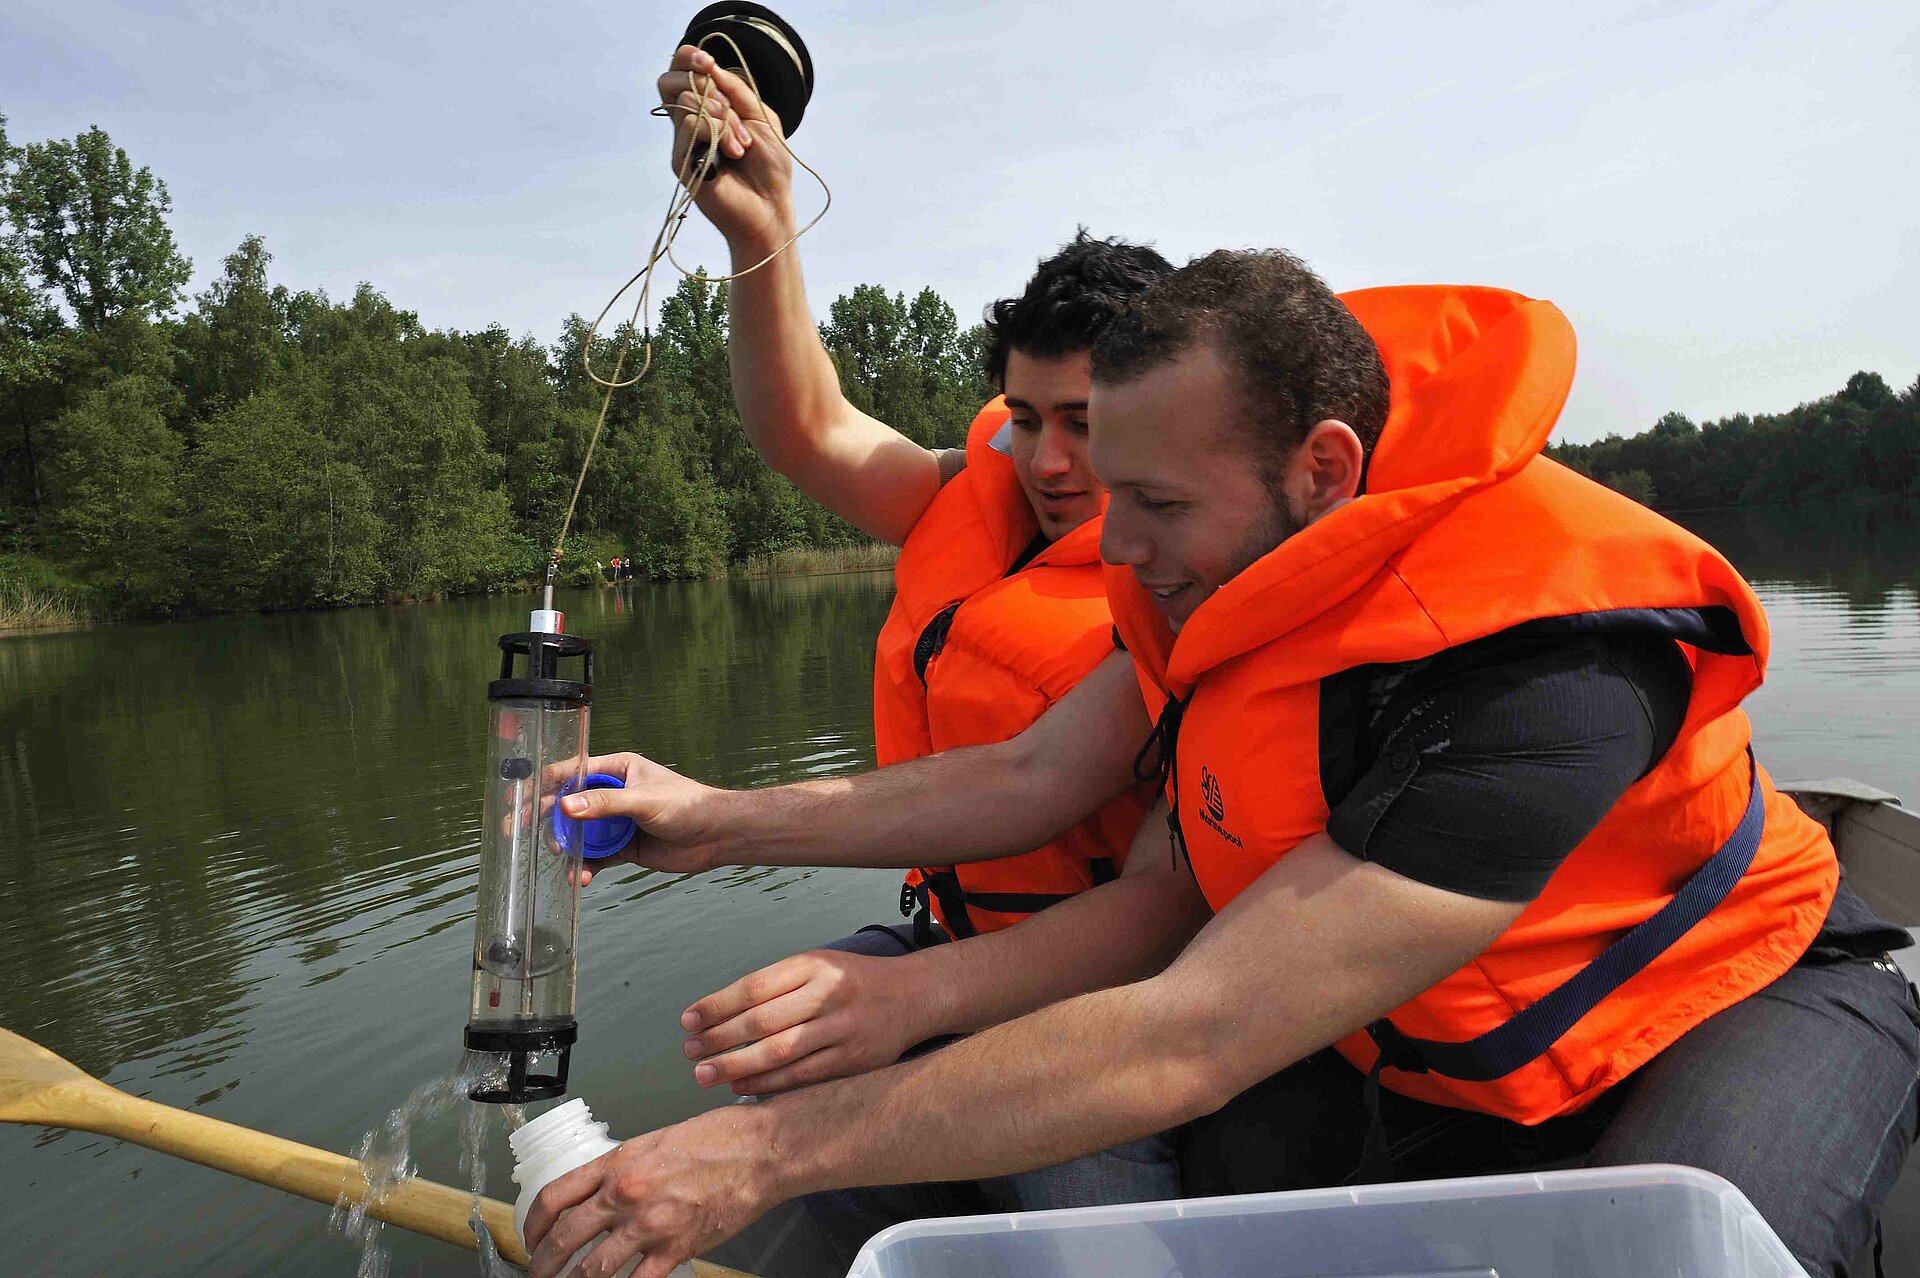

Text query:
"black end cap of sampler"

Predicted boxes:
[[465, 1019, 579, 1103]]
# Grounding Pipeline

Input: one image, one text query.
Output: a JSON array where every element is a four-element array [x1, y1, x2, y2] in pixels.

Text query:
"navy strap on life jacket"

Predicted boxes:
[[1366, 752, 1765, 1083], [904, 870, 975, 942], [1351, 754, 1765, 1184], [901, 869, 1086, 942]]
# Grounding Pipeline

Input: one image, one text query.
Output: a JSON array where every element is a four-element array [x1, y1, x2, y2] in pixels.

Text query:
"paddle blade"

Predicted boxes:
[[0, 1026, 112, 1127], [0, 1027, 759, 1277]]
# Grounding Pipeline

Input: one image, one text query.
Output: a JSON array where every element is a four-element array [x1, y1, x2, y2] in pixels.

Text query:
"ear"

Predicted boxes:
[[1287, 420, 1365, 524]]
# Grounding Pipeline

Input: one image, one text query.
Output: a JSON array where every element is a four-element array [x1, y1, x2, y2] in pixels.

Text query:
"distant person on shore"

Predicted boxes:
[[582, 43, 1181, 1216], [534, 238, 1917, 1278]]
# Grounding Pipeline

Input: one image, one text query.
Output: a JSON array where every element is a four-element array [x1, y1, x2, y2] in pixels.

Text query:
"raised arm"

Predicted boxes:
[[659, 45, 943, 544], [566, 649, 1150, 878]]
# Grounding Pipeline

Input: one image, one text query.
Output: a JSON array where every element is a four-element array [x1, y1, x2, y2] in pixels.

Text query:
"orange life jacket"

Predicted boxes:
[[1108, 285, 1837, 1124], [873, 399, 1147, 937]]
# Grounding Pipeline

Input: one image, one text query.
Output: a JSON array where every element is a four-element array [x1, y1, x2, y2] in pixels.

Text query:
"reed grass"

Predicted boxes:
[[0, 577, 95, 633], [733, 543, 898, 579]]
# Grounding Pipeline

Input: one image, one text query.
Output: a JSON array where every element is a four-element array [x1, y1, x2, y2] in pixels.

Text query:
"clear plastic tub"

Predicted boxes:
[[845, 1164, 1806, 1278]]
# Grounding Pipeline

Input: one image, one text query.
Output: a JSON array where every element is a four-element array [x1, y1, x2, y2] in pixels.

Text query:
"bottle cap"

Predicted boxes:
[[551, 773, 638, 860]]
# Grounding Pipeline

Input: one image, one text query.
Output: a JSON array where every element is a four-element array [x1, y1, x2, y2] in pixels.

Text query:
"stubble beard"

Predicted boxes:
[[1219, 491, 1304, 588]]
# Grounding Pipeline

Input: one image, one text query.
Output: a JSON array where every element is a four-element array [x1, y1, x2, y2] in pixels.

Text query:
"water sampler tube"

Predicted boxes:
[[465, 605, 592, 1103], [459, 0, 814, 1107]]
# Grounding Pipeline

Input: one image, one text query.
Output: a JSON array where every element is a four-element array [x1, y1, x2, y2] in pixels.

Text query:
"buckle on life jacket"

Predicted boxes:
[[1365, 1017, 1431, 1076], [899, 879, 919, 918]]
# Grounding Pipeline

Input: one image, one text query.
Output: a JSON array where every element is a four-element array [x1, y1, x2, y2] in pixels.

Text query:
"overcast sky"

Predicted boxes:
[[5, 0, 1915, 441]]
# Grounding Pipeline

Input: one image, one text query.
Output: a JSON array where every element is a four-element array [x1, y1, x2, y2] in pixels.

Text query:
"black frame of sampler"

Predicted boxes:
[[465, 629, 592, 1104]]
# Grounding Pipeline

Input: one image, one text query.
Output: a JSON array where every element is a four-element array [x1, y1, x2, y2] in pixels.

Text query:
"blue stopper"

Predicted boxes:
[[551, 773, 638, 860]]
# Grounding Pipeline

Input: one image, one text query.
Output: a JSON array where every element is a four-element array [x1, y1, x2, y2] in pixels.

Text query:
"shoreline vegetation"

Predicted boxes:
[[4, 122, 1915, 637], [1, 121, 980, 633], [0, 579, 91, 634], [734, 543, 899, 579], [0, 541, 904, 634]]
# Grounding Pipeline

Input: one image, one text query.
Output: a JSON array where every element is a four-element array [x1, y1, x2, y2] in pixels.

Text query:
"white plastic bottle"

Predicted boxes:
[[509, 1098, 695, 1278]]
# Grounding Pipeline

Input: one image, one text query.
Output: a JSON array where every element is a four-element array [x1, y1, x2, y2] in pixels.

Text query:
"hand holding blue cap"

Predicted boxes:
[[551, 773, 638, 860]]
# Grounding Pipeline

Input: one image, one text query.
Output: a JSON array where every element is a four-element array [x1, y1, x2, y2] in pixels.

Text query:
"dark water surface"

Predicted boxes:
[[2, 506, 1917, 1277]]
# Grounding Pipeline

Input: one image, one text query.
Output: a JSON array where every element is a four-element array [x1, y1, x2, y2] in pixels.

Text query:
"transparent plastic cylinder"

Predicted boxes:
[[468, 695, 587, 1036]]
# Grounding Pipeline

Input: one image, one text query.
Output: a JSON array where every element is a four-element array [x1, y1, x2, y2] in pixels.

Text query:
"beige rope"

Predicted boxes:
[[548, 30, 830, 568]]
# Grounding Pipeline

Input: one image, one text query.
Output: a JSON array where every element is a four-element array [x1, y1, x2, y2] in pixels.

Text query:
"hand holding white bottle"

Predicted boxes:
[[509, 1099, 696, 1278]]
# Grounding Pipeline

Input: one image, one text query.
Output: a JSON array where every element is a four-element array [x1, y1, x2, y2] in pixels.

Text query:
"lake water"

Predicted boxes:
[[2, 504, 1917, 1277]]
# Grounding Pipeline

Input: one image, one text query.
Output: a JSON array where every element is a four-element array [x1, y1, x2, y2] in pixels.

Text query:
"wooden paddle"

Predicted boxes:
[[0, 1027, 757, 1278]]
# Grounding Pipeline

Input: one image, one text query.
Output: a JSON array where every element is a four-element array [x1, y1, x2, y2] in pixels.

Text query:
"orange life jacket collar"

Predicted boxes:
[[1147, 287, 1616, 693]]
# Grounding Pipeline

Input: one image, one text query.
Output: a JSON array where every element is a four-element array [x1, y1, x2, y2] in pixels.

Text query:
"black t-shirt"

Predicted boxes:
[[1119, 622, 1907, 953], [1325, 629, 1692, 902], [1318, 626, 1905, 954]]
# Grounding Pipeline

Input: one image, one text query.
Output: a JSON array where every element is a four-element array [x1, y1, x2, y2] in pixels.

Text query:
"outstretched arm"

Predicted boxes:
[[568, 649, 1150, 878], [678, 800, 1210, 1095], [522, 833, 1525, 1278], [659, 45, 943, 544]]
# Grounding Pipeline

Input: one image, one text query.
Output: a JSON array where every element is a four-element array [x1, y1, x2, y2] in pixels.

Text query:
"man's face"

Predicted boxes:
[[1005, 349, 1104, 540], [1092, 345, 1301, 630]]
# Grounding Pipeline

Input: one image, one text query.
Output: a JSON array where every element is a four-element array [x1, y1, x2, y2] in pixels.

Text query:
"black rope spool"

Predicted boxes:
[[681, 3, 815, 137]]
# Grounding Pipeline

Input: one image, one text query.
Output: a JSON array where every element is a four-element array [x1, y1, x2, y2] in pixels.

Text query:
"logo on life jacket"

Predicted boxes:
[[1197, 766, 1242, 847], [1201, 767, 1224, 822]]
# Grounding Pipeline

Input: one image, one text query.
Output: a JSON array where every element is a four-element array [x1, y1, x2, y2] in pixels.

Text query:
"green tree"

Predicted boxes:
[[1865, 376, 1920, 500], [1, 125, 191, 331], [0, 116, 71, 532], [599, 423, 729, 578], [0, 117, 62, 382], [655, 272, 810, 560], [822, 283, 986, 451], [42, 374, 183, 607], [248, 283, 519, 600], [1599, 468, 1657, 506], [820, 283, 906, 393], [477, 326, 576, 559], [1548, 371, 1920, 512], [181, 382, 383, 608], [176, 235, 290, 420], [1841, 370, 1895, 412]]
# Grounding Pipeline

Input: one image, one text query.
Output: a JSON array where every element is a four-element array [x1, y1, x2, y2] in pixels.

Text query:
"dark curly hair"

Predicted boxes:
[[1090, 249, 1390, 466], [982, 230, 1173, 387]]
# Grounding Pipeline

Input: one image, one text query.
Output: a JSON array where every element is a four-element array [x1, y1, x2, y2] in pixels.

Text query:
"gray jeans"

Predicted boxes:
[[799, 920, 1182, 1269], [1180, 934, 1920, 1277]]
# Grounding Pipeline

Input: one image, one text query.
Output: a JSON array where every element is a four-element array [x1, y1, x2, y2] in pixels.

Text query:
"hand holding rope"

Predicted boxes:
[[547, 33, 830, 571]]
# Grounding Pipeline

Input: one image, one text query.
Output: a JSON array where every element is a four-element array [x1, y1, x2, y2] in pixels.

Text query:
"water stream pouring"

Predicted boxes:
[[464, 596, 593, 1104]]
